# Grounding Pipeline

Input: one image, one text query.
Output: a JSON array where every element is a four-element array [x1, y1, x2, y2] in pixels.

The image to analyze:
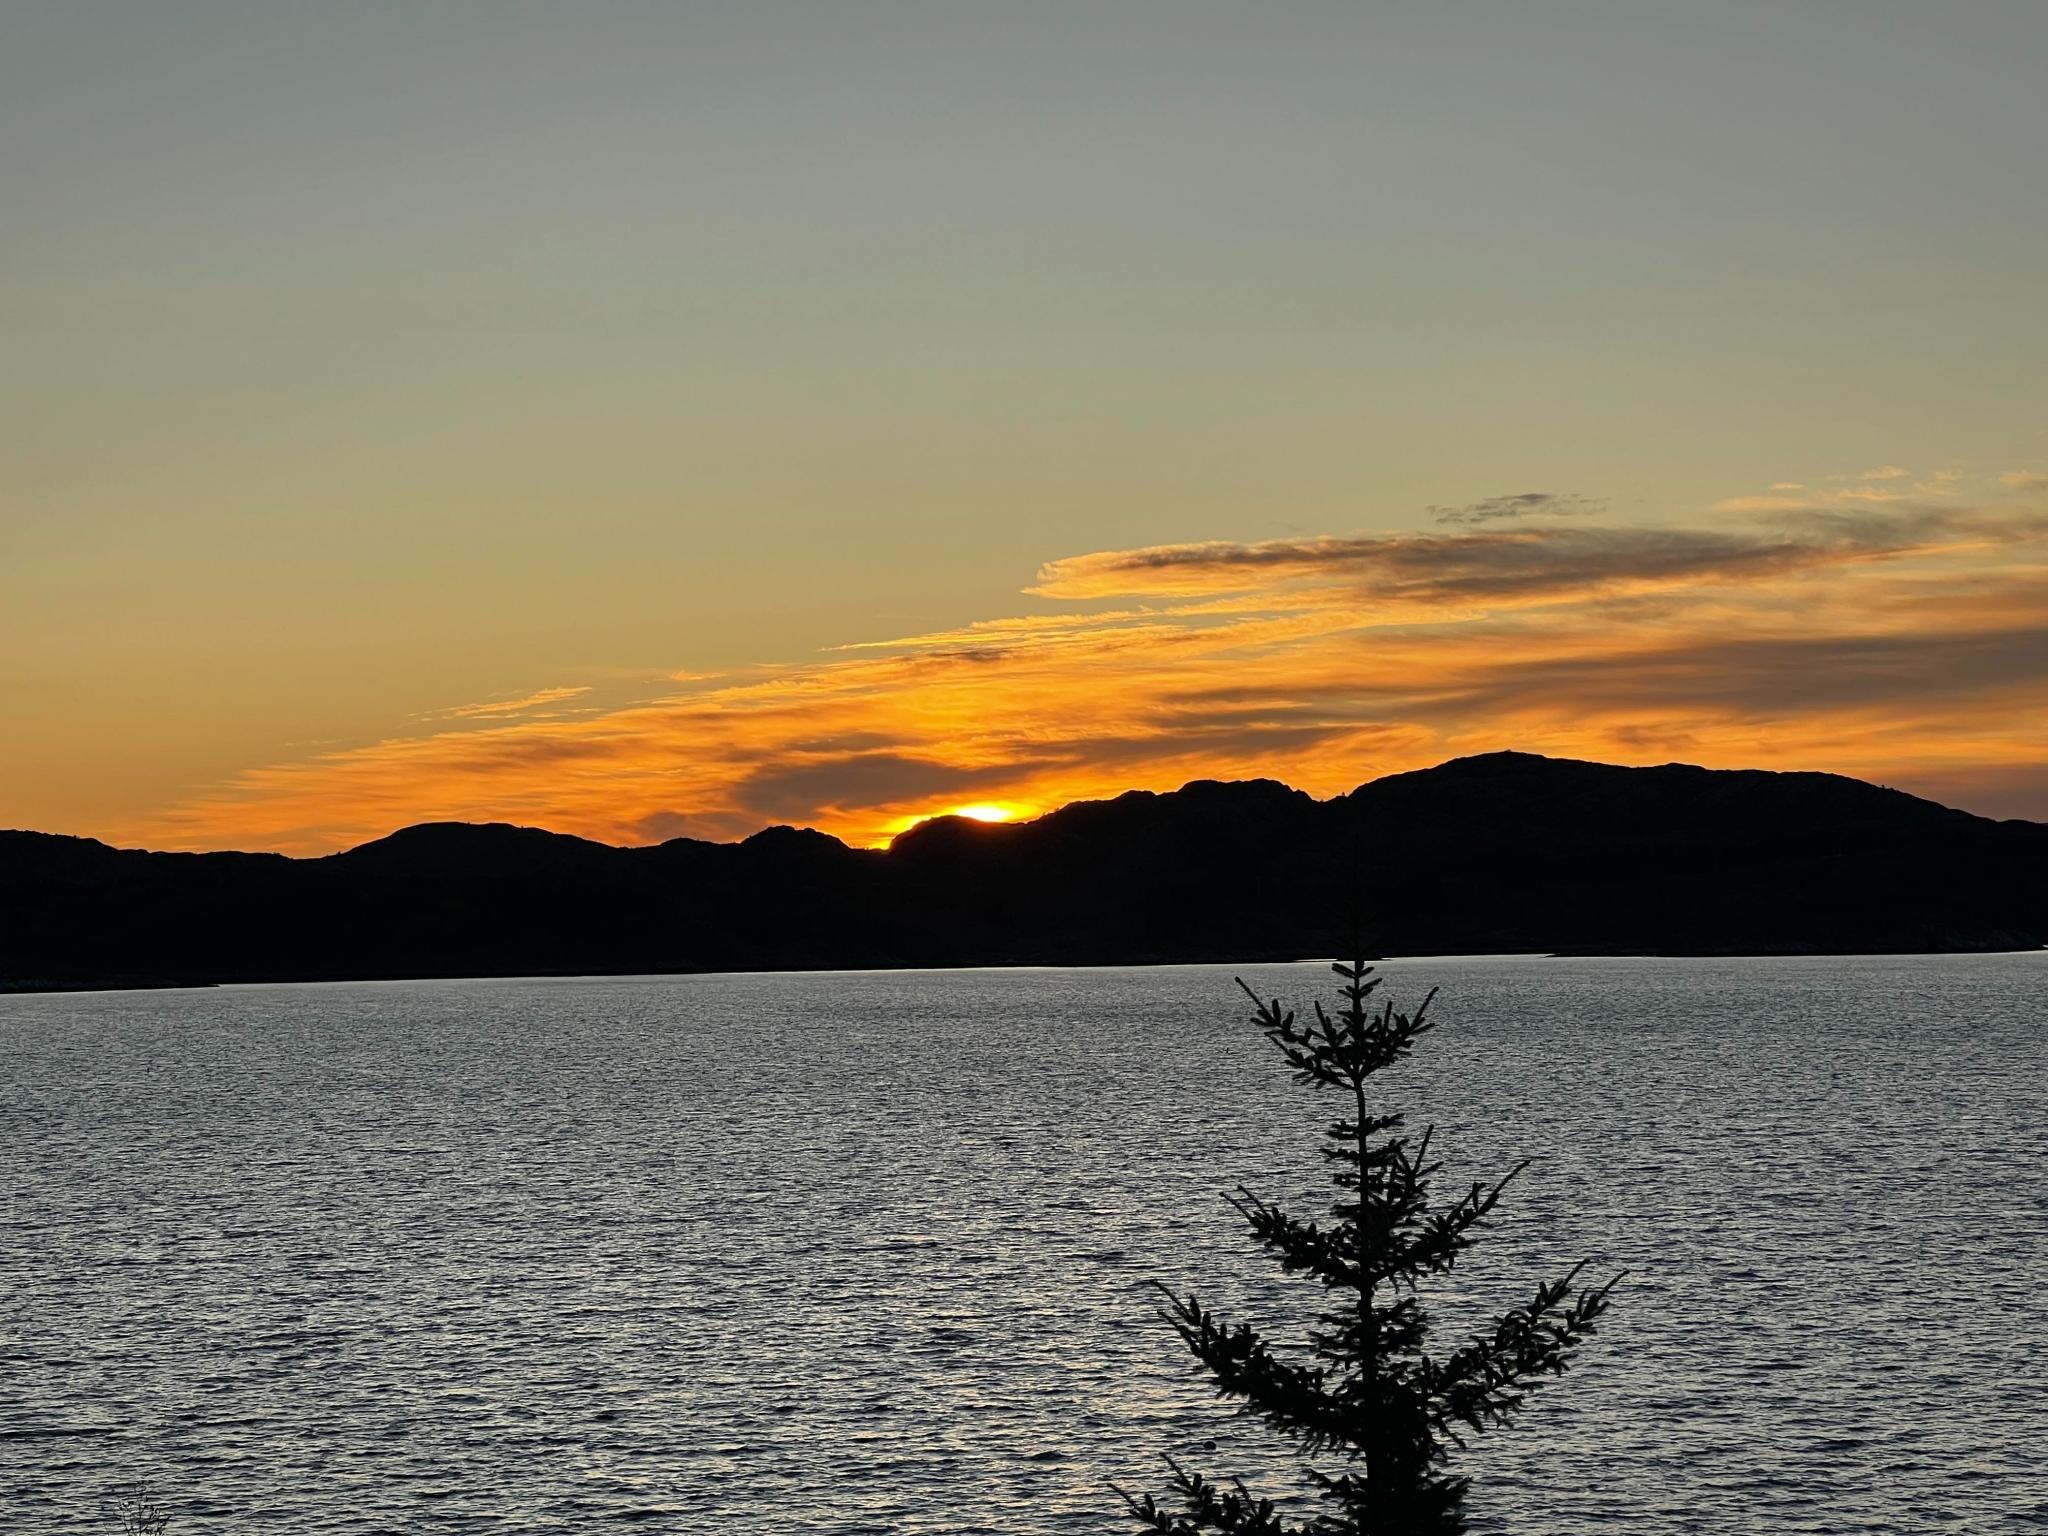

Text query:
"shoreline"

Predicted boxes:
[[7, 942, 2044, 998]]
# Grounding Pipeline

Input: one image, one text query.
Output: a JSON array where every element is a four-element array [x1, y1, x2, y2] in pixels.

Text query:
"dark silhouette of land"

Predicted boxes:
[[3, 753, 2043, 993]]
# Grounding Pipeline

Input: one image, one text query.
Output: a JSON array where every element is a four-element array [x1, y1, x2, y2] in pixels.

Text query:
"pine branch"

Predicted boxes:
[[1426, 1266, 1621, 1439], [1117, 1457, 1299, 1534], [1309, 1291, 1427, 1366], [1370, 1160, 1528, 1291], [1227, 1187, 1357, 1290], [1307, 1461, 1472, 1534], [1157, 1286, 1354, 1452]]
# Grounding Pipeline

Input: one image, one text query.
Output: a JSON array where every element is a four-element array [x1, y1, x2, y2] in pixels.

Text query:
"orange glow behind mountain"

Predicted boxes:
[[65, 471, 2048, 856]]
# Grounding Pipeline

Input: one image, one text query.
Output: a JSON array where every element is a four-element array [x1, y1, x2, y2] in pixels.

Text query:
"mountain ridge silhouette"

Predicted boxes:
[[5, 752, 2043, 991]]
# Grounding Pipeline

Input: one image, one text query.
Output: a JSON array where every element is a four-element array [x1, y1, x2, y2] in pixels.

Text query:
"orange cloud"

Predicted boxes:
[[124, 479, 2048, 854]]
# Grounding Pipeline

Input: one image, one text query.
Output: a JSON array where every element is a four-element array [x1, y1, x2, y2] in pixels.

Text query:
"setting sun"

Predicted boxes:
[[877, 801, 1037, 845], [949, 803, 1022, 824]]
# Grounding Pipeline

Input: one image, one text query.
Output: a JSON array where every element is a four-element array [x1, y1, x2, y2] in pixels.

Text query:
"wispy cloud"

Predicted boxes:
[[1027, 504, 2040, 607], [1425, 491, 1606, 526], [427, 686, 591, 721], [125, 471, 2048, 853]]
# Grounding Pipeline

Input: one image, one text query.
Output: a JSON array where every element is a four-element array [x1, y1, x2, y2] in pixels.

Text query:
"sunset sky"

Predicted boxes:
[[5, 3, 2045, 853]]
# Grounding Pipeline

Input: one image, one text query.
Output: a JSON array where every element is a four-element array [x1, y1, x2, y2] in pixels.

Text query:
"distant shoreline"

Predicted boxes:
[[7, 941, 2045, 999]]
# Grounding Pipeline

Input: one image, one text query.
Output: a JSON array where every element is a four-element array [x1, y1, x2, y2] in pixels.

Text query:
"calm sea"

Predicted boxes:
[[3, 955, 2044, 1533]]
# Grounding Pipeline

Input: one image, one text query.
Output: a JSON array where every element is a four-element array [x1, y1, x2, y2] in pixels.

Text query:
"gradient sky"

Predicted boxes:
[[5, 2, 2045, 852]]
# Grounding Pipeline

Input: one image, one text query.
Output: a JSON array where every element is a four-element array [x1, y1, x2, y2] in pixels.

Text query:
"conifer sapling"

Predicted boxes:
[[1120, 960, 1618, 1534]]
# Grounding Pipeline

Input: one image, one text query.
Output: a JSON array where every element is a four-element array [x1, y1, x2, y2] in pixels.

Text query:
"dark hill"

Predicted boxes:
[[3, 754, 2041, 992], [330, 821, 627, 879]]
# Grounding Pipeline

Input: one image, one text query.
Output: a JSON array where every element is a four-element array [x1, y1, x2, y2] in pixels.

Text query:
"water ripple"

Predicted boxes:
[[2, 954, 2043, 1531]]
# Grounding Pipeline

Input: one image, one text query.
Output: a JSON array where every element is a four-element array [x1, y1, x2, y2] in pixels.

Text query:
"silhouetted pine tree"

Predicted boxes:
[[1120, 960, 1617, 1534]]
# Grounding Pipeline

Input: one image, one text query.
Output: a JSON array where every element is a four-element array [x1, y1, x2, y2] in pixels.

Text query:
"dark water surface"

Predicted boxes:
[[4, 955, 2044, 1533]]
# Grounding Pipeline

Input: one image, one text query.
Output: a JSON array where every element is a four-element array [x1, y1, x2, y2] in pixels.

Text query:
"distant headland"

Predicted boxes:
[[4, 753, 2043, 994]]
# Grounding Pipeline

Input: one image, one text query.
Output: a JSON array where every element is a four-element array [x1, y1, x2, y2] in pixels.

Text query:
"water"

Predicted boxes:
[[3, 954, 2044, 1533]]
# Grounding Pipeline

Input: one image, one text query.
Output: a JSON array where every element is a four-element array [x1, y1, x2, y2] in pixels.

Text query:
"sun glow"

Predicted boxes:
[[875, 801, 1036, 846], [949, 802, 1019, 823]]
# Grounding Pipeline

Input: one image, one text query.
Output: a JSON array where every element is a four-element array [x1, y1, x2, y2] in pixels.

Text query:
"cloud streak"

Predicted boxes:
[[1426, 491, 1606, 526], [1027, 504, 2042, 606], [429, 686, 592, 721]]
